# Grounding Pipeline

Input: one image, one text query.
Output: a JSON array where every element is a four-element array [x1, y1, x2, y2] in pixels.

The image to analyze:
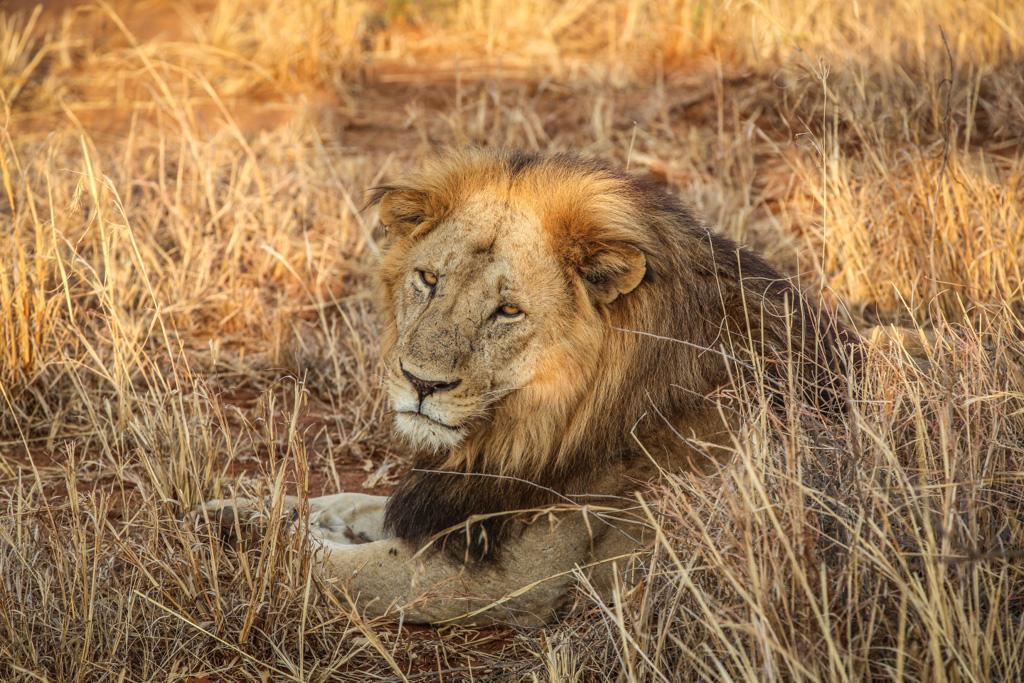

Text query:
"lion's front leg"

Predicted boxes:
[[315, 508, 644, 626], [195, 496, 643, 626], [193, 492, 387, 547]]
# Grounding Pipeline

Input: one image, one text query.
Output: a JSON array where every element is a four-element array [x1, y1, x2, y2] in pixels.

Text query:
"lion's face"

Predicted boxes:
[[374, 152, 652, 456], [383, 195, 570, 450]]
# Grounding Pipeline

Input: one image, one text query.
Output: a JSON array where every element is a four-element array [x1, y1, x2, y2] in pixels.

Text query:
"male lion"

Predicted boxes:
[[197, 150, 855, 626]]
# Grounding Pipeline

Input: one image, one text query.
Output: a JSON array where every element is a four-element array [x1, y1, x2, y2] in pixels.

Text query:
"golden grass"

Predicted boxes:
[[1, 0, 1023, 680]]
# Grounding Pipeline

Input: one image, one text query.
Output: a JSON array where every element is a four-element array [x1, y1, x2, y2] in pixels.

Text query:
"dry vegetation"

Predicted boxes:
[[1, 0, 1023, 680]]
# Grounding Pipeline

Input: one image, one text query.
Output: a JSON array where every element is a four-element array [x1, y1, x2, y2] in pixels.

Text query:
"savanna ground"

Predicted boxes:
[[1, 0, 1023, 680]]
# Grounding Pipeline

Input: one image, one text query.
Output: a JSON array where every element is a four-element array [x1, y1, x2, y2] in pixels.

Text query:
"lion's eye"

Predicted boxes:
[[495, 304, 523, 319], [417, 270, 438, 288]]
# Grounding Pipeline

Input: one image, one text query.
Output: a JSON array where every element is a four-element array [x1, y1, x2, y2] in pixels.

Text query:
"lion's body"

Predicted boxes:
[[198, 150, 854, 625]]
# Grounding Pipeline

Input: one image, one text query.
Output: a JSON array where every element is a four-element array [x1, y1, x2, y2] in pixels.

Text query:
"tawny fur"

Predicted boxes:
[[371, 150, 856, 562]]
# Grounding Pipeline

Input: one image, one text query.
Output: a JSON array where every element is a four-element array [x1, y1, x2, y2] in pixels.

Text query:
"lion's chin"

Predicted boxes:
[[394, 412, 467, 451]]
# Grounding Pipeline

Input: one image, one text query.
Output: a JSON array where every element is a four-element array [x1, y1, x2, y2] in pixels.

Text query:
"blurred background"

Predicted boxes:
[[1, 1, 1023, 680]]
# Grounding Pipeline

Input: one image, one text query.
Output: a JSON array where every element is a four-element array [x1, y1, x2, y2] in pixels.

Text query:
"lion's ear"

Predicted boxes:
[[368, 185, 433, 238], [577, 243, 647, 304]]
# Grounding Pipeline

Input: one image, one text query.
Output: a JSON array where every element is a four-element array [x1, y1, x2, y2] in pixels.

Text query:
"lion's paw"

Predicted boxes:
[[191, 498, 297, 545]]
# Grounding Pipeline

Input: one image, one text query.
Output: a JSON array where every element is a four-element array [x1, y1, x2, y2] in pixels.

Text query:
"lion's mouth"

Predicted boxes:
[[398, 411, 462, 431]]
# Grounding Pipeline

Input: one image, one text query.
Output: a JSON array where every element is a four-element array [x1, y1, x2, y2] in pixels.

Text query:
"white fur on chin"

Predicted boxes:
[[394, 412, 466, 451]]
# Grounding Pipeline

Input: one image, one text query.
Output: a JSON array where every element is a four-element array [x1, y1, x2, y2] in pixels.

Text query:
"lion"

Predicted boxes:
[[196, 150, 855, 626]]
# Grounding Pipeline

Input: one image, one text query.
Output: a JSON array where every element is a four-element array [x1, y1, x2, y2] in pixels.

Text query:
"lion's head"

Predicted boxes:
[[374, 153, 649, 456], [377, 192, 577, 453], [371, 150, 854, 561]]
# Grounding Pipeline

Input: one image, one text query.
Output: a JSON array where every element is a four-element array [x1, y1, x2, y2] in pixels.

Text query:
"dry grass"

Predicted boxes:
[[1, 0, 1023, 680]]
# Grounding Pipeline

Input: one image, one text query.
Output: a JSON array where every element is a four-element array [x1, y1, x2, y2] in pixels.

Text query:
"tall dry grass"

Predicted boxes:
[[1, 0, 1022, 680]]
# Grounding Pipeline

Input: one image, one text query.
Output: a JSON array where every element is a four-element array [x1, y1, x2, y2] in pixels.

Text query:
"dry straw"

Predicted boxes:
[[1, 0, 1022, 680]]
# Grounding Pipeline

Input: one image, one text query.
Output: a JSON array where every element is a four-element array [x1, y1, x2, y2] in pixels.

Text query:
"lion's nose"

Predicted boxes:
[[401, 364, 461, 400]]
